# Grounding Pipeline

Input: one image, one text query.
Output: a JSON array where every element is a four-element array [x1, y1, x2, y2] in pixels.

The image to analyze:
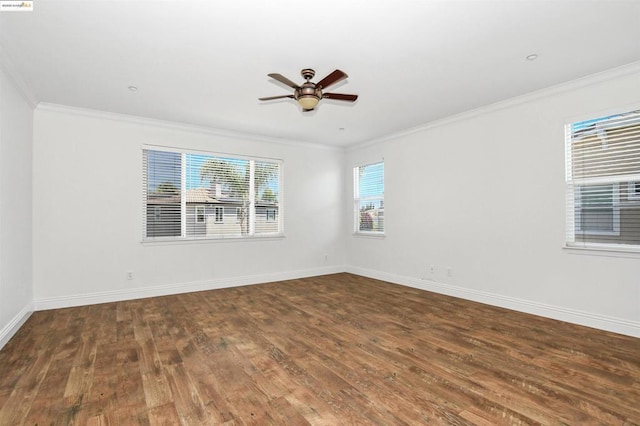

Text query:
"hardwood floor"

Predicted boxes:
[[1, 273, 639, 425]]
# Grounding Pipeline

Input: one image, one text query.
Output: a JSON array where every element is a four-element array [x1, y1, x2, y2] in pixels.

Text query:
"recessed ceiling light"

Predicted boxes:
[[526, 54, 538, 61], [128, 86, 138, 91]]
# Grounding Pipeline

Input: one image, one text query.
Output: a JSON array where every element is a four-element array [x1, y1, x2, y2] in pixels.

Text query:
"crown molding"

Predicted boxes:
[[0, 46, 38, 108], [35, 102, 343, 152], [349, 60, 640, 151], [26, 59, 640, 153]]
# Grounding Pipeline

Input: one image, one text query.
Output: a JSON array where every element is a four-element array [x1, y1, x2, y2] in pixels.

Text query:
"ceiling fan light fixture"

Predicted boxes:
[[297, 95, 319, 110], [260, 68, 357, 111]]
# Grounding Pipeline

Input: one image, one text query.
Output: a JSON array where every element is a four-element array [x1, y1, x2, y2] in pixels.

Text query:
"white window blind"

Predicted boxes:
[[565, 110, 640, 250], [353, 161, 384, 234], [143, 147, 282, 240]]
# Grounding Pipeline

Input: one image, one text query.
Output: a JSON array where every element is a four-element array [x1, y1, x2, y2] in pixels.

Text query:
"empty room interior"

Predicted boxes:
[[1, 0, 640, 424]]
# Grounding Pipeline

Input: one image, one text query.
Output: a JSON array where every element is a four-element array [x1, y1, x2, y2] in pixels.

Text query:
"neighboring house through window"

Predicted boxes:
[[574, 184, 620, 235], [143, 147, 282, 240], [353, 161, 384, 234], [565, 110, 640, 249]]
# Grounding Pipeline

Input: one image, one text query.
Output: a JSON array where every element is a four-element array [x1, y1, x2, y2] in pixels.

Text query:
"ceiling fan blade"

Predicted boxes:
[[316, 69, 348, 90], [259, 95, 295, 101], [268, 73, 299, 89], [323, 93, 358, 102]]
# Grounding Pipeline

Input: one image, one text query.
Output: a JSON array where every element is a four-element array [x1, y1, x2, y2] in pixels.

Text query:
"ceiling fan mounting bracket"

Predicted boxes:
[[301, 68, 315, 80]]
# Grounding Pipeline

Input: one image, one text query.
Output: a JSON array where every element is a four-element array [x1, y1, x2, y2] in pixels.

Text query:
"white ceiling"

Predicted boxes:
[[2, 0, 640, 147]]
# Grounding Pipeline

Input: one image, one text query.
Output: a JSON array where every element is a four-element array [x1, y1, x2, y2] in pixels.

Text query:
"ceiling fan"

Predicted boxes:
[[259, 68, 358, 111]]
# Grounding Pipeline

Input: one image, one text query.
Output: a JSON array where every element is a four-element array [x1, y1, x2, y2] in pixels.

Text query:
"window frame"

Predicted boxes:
[[214, 206, 224, 224], [143, 145, 283, 242], [195, 205, 205, 224], [353, 160, 385, 236], [565, 109, 640, 252]]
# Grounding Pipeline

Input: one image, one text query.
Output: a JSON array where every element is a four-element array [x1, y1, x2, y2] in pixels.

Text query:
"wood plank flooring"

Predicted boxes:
[[1, 273, 639, 425]]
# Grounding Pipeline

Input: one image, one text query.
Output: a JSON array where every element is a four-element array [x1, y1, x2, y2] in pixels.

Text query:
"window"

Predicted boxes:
[[574, 184, 620, 235], [143, 147, 282, 240], [266, 208, 276, 222], [629, 181, 640, 201], [565, 110, 640, 249], [354, 161, 384, 234], [214, 206, 223, 223], [195, 206, 205, 223]]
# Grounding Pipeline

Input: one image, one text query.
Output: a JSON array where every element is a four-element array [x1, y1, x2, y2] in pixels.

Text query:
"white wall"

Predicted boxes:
[[32, 106, 345, 307], [345, 67, 640, 337], [10, 63, 640, 343], [0, 66, 34, 348]]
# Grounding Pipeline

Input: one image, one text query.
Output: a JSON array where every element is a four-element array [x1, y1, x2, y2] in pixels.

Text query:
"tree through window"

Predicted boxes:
[[143, 148, 282, 240]]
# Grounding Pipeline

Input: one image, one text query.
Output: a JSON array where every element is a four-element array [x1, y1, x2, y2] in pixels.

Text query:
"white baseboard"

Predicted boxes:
[[29, 265, 640, 339], [33, 265, 345, 311], [0, 303, 34, 350], [346, 266, 640, 338]]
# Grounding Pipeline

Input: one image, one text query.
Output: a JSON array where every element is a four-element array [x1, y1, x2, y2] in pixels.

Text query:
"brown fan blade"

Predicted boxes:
[[268, 73, 299, 89], [316, 69, 348, 90], [323, 93, 358, 102], [259, 95, 295, 101]]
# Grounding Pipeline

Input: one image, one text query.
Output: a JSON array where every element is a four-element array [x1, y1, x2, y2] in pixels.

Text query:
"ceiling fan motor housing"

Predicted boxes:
[[295, 81, 321, 102]]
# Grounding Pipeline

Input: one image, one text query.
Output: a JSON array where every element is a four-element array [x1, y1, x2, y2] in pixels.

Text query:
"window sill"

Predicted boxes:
[[563, 244, 640, 258], [352, 232, 386, 239], [142, 234, 285, 246]]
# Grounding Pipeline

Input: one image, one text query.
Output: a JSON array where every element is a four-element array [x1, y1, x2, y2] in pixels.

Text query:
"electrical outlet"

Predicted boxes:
[[430, 265, 435, 274], [127, 271, 134, 280]]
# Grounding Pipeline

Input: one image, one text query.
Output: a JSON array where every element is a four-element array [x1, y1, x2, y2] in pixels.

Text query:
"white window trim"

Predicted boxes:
[[143, 145, 283, 242], [353, 160, 385, 235], [564, 109, 640, 252]]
